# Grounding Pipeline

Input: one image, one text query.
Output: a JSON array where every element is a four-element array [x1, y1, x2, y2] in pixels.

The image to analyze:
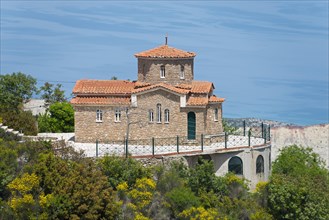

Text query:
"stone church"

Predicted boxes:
[[71, 41, 225, 143]]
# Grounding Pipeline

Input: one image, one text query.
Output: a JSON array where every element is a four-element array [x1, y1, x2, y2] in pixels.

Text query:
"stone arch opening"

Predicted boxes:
[[228, 156, 243, 175], [256, 155, 264, 174]]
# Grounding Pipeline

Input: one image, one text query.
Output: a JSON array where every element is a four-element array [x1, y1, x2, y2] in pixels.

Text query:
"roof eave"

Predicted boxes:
[[134, 56, 196, 59], [184, 105, 207, 108], [133, 86, 188, 96]]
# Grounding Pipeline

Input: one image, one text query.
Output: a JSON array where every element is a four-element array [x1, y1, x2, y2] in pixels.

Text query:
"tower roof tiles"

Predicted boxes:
[[135, 45, 196, 58]]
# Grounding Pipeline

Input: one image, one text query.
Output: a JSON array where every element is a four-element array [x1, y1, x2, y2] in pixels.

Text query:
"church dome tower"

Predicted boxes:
[[135, 39, 196, 85]]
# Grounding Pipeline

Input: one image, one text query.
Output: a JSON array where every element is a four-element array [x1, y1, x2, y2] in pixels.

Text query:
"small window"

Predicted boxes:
[[115, 109, 121, 122], [164, 109, 169, 123], [180, 65, 185, 79], [160, 65, 165, 78], [228, 156, 243, 175], [149, 109, 154, 122], [157, 104, 162, 123], [256, 155, 264, 174], [96, 109, 103, 122], [214, 108, 219, 121]]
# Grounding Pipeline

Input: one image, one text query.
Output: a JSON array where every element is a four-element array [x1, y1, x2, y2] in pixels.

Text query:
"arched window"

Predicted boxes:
[[180, 65, 185, 79], [228, 156, 243, 175], [256, 155, 264, 174], [96, 109, 103, 122], [157, 104, 162, 123], [149, 109, 154, 122], [160, 65, 165, 78], [115, 109, 121, 122], [164, 109, 169, 123], [214, 108, 219, 121]]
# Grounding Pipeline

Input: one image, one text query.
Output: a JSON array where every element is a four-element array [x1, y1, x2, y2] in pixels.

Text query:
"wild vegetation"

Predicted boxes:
[[0, 129, 328, 219], [0, 72, 73, 134]]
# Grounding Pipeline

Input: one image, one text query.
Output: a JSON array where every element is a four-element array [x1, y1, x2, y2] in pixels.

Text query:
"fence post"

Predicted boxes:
[[152, 137, 155, 156], [224, 132, 227, 149], [176, 136, 179, 154], [264, 128, 267, 144], [96, 139, 98, 158], [248, 129, 251, 146], [201, 134, 204, 152], [261, 122, 264, 138], [125, 138, 128, 158], [243, 120, 246, 136]]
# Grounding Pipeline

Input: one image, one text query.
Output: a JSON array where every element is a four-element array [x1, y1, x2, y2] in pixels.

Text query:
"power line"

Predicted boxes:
[[37, 80, 76, 84]]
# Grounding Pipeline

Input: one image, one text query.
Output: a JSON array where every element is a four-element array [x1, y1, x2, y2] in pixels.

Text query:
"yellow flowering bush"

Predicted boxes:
[[7, 173, 42, 218], [117, 181, 128, 192], [39, 193, 53, 208], [255, 181, 268, 193], [134, 212, 150, 220], [128, 177, 156, 210], [8, 173, 39, 195], [178, 206, 220, 220], [10, 194, 34, 210]]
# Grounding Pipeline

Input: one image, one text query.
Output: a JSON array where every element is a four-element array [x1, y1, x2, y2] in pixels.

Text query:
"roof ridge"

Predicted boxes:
[[132, 82, 189, 94], [135, 44, 196, 58]]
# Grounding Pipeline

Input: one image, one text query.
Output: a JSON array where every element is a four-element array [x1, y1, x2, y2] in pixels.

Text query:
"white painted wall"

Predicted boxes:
[[271, 124, 329, 169], [185, 146, 271, 190]]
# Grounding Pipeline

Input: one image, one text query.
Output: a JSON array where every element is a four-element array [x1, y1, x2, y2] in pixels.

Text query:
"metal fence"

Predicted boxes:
[[93, 122, 271, 158]]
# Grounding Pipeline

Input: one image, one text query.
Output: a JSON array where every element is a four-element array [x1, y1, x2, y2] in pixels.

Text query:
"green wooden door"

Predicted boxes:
[[188, 112, 196, 140]]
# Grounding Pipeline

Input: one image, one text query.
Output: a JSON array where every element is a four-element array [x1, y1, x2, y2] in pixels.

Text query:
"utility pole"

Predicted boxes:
[[125, 107, 130, 158]]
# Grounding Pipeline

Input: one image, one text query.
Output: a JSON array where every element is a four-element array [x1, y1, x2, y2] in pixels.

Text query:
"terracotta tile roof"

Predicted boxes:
[[73, 80, 135, 95], [186, 97, 209, 106], [133, 83, 189, 94], [191, 81, 214, 94], [209, 95, 225, 103], [175, 83, 192, 90], [71, 96, 130, 105], [135, 45, 196, 58], [134, 81, 151, 88]]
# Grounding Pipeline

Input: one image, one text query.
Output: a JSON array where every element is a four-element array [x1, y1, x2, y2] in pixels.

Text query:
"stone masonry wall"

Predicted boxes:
[[74, 90, 224, 142], [74, 105, 129, 143], [129, 89, 186, 139], [137, 58, 194, 85], [205, 103, 223, 134]]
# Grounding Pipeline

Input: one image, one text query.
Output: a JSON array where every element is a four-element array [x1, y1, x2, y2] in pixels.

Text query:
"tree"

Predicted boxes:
[[98, 155, 151, 189], [37, 102, 74, 132], [39, 82, 66, 108], [222, 118, 238, 134], [1, 110, 38, 135], [44, 159, 121, 219], [165, 186, 200, 217], [0, 145, 18, 199], [188, 158, 227, 196], [267, 145, 329, 219], [0, 72, 37, 112]]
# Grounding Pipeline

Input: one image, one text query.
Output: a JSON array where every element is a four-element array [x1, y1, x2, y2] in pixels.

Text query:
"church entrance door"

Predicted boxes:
[[187, 112, 196, 140]]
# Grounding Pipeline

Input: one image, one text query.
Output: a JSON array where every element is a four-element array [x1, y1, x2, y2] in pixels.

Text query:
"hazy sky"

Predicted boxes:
[[1, 1, 328, 125]]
